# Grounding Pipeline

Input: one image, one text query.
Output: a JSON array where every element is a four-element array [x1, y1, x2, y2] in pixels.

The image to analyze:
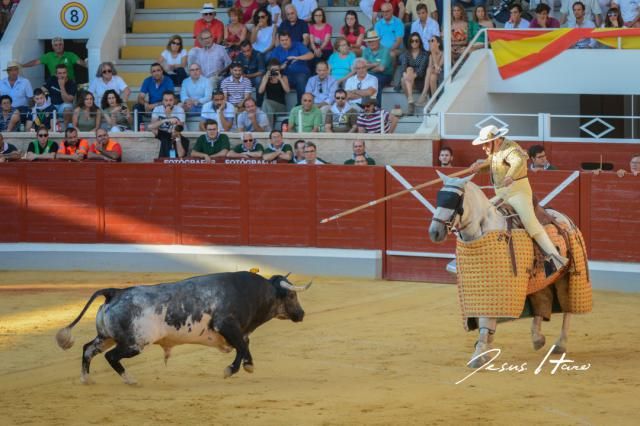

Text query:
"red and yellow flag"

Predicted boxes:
[[489, 28, 640, 79]]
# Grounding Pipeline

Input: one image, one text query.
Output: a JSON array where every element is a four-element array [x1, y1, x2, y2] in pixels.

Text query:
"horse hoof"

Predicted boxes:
[[468, 354, 490, 369], [80, 374, 94, 385], [532, 336, 546, 351], [223, 366, 233, 379], [122, 373, 138, 385], [552, 345, 567, 354], [243, 363, 254, 374]]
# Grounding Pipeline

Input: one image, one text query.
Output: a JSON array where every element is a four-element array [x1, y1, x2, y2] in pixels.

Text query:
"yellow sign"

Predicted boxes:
[[60, 2, 88, 31]]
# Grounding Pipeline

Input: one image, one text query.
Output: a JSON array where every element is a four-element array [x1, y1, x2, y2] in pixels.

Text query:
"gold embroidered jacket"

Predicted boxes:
[[479, 138, 528, 188]]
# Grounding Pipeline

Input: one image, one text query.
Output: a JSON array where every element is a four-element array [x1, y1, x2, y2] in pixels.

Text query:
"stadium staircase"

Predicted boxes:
[[117, 0, 422, 132]]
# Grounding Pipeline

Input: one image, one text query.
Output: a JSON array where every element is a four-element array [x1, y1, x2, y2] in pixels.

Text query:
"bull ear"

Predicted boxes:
[[279, 280, 312, 292], [436, 170, 448, 183], [462, 173, 476, 183]]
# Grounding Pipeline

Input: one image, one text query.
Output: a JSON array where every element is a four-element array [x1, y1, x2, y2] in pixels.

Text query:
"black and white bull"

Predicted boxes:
[[55, 272, 311, 384]]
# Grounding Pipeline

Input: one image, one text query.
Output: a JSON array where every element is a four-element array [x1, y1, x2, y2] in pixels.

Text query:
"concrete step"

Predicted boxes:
[[133, 20, 194, 33], [144, 0, 210, 8], [125, 33, 194, 47]]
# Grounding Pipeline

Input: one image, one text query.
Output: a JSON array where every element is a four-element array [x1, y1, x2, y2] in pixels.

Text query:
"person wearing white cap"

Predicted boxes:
[[470, 125, 569, 276], [0, 61, 33, 121], [193, 3, 224, 47]]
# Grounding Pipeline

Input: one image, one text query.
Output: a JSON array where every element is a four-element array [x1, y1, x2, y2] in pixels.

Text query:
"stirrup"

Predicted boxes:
[[446, 259, 457, 274], [543, 254, 568, 277]]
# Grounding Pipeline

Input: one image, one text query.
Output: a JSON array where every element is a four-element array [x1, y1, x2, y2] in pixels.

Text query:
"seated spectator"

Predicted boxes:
[[344, 58, 379, 107], [191, 119, 230, 162], [288, 93, 322, 132], [291, 0, 317, 22], [292, 138, 306, 163], [148, 91, 185, 156], [341, 10, 366, 56], [56, 126, 89, 162], [228, 131, 264, 159], [262, 129, 293, 162], [72, 91, 100, 132], [328, 38, 356, 87], [438, 146, 453, 167], [528, 145, 557, 171], [101, 89, 132, 132], [251, 8, 277, 56], [325, 89, 358, 133], [278, 4, 310, 45], [373, 2, 405, 57], [180, 63, 212, 115], [570, 2, 597, 48], [0, 61, 33, 123], [616, 154, 640, 177], [0, 132, 20, 162], [344, 140, 376, 165], [362, 30, 393, 106], [237, 40, 266, 100], [353, 154, 369, 165], [220, 62, 253, 109], [406, 0, 439, 23], [200, 90, 236, 132], [473, 4, 495, 30], [237, 97, 272, 132], [561, 0, 602, 26], [0, 0, 18, 38], [530, 3, 561, 28], [451, 3, 480, 65], [305, 61, 337, 113], [224, 7, 248, 59], [410, 3, 440, 49], [24, 126, 58, 161], [372, 0, 406, 24], [0, 95, 20, 132], [268, 30, 313, 105], [297, 140, 327, 164], [163, 124, 190, 159], [135, 63, 175, 121], [417, 35, 442, 105], [267, 0, 282, 27], [89, 62, 131, 104], [158, 35, 188, 86], [87, 128, 122, 162], [356, 97, 398, 134], [258, 59, 290, 126], [611, 0, 640, 27], [235, 0, 260, 24], [188, 29, 232, 90], [309, 8, 333, 69], [504, 4, 530, 29], [22, 37, 87, 83], [45, 64, 76, 129], [603, 7, 624, 27], [27, 89, 56, 131], [193, 3, 224, 46], [399, 32, 428, 115]]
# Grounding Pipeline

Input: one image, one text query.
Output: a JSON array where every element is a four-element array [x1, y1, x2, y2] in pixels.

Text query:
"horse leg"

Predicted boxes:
[[531, 316, 546, 351], [552, 313, 571, 354], [468, 317, 496, 368]]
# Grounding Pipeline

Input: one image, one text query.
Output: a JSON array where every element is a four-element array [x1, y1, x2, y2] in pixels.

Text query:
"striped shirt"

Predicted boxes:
[[220, 76, 253, 106], [357, 108, 391, 134]]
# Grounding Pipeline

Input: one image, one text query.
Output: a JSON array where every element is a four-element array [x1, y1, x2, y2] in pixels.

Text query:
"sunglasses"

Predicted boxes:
[[608, 12, 618, 16], [102, 69, 113, 74], [203, 12, 214, 16], [410, 39, 420, 43], [357, 82, 362, 90], [38, 133, 49, 137], [243, 138, 254, 142], [171, 41, 181, 45], [335, 96, 346, 100], [258, 14, 267, 18]]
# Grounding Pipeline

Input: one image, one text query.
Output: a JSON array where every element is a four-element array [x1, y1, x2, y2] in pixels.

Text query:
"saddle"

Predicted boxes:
[[494, 197, 574, 294]]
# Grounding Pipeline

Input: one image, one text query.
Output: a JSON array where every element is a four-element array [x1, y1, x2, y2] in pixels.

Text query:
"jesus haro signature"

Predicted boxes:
[[456, 345, 591, 385]]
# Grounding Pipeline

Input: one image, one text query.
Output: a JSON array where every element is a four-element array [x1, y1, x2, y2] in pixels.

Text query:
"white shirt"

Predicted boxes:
[[267, 5, 282, 26], [161, 49, 187, 73], [151, 104, 185, 132], [561, 0, 602, 26], [292, 0, 317, 21], [188, 44, 231, 78], [253, 25, 275, 53], [504, 18, 530, 29], [200, 101, 236, 131], [88, 75, 128, 103], [571, 19, 597, 48], [614, 0, 640, 24], [0, 76, 33, 108], [410, 17, 441, 50], [344, 73, 378, 106]]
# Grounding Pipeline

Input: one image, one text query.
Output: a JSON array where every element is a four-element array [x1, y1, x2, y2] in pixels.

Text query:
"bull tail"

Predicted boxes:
[[55, 288, 120, 350]]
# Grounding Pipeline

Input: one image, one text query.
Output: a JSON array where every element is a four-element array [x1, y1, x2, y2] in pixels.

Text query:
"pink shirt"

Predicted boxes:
[[341, 25, 365, 47], [309, 23, 333, 50]]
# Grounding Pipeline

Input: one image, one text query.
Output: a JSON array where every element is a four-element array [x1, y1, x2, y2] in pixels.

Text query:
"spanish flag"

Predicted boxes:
[[489, 28, 640, 79]]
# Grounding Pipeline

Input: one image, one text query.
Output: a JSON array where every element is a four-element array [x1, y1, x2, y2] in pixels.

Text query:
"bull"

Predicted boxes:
[[55, 271, 311, 384]]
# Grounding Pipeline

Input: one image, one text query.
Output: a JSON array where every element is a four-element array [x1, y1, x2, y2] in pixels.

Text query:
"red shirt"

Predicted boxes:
[[373, 0, 404, 16], [88, 139, 122, 160], [193, 18, 225, 47], [234, 0, 259, 24]]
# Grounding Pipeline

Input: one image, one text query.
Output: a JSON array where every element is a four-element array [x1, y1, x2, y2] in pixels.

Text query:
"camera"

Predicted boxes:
[[270, 69, 279, 77]]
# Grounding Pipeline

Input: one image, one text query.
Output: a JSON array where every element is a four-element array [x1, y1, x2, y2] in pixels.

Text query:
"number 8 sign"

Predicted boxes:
[[60, 2, 89, 31]]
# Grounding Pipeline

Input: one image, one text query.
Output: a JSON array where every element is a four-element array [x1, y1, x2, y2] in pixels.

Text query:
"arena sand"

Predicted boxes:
[[0, 271, 637, 425]]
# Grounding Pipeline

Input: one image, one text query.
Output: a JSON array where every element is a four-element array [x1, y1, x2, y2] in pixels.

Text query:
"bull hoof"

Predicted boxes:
[[552, 345, 567, 355], [122, 373, 138, 385], [243, 363, 254, 374], [223, 366, 234, 379], [532, 336, 546, 351], [80, 374, 94, 385]]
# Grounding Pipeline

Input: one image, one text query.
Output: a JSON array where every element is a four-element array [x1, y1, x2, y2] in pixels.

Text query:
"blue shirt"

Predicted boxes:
[[140, 75, 174, 104], [237, 50, 265, 77], [374, 17, 404, 49], [278, 19, 309, 44], [268, 42, 311, 76]]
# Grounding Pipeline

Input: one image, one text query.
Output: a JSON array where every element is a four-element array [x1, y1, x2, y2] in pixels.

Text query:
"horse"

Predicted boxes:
[[428, 171, 574, 368]]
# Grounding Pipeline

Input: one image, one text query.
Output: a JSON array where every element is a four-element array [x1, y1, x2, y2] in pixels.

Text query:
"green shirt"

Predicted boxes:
[[263, 143, 293, 155], [232, 142, 264, 153], [363, 46, 393, 77], [288, 106, 322, 132], [193, 133, 230, 155], [40, 51, 81, 80]]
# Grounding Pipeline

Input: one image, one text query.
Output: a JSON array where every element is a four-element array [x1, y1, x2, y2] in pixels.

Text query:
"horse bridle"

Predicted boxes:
[[431, 185, 468, 234]]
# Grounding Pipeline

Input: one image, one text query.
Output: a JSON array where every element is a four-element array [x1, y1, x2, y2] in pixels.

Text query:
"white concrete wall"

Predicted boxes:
[[86, 0, 126, 80], [0, 0, 44, 83]]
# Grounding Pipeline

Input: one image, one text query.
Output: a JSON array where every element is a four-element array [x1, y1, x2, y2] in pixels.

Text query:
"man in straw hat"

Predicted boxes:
[[470, 125, 568, 276], [193, 3, 224, 47]]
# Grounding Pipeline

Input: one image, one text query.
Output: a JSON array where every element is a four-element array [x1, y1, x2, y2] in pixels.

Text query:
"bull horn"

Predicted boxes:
[[284, 272, 291, 278], [279, 280, 312, 292]]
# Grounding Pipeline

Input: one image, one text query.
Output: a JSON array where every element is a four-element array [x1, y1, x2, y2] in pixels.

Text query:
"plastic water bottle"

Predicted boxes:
[[139, 122, 145, 132]]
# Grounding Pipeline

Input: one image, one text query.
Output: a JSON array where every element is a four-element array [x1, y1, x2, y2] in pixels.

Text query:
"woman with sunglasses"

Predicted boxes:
[[603, 7, 625, 27], [159, 35, 187, 86], [340, 10, 365, 56], [309, 8, 333, 70], [417, 36, 443, 106], [73, 91, 101, 132], [399, 32, 428, 115], [251, 8, 276, 55], [88, 62, 130, 105], [24, 126, 58, 161]]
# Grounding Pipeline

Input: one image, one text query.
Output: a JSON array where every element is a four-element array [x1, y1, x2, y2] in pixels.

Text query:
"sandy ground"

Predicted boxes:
[[0, 271, 638, 426]]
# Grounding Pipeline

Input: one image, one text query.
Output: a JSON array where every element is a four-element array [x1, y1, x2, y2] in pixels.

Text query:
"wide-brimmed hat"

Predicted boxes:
[[364, 30, 380, 42], [4, 60, 20, 71], [201, 2, 215, 14], [472, 125, 509, 145], [358, 97, 378, 108]]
